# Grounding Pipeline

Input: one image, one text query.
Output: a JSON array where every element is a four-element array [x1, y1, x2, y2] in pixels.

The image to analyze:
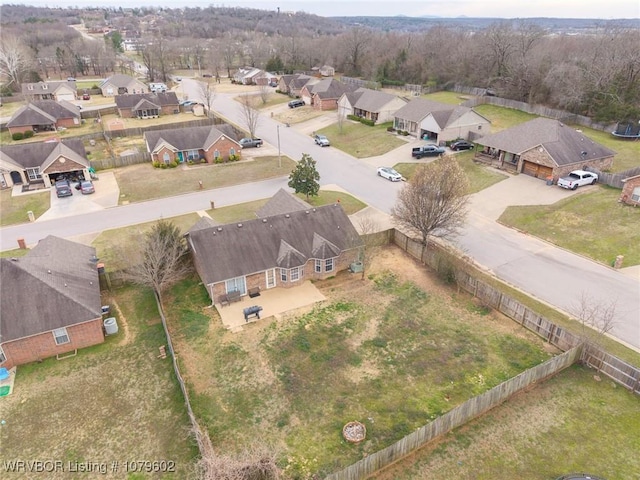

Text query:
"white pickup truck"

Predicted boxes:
[[557, 170, 598, 190]]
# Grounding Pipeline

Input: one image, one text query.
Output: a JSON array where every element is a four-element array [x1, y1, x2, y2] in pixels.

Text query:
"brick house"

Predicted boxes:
[[620, 175, 640, 206], [393, 98, 491, 141], [144, 124, 242, 164], [0, 138, 90, 189], [0, 236, 104, 369], [99, 74, 148, 96], [22, 81, 77, 102], [299, 78, 357, 111], [474, 118, 616, 180], [114, 92, 179, 119], [7, 100, 81, 136], [186, 191, 363, 306], [339, 88, 408, 124]]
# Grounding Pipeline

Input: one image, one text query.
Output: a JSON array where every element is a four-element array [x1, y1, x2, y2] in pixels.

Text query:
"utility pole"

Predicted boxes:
[[277, 124, 281, 168]]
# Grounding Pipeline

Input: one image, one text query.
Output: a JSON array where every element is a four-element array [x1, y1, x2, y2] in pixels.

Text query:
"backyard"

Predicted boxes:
[[0, 284, 198, 479], [499, 185, 640, 267], [166, 246, 561, 478], [317, 121, 408, 158]]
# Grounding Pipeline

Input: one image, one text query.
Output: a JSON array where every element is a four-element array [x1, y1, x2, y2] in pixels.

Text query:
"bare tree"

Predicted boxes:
[[391, 159, 470, 246], [197, 80, 217, 116], [257, 83, 271, 105], [573, 293, 618, 348], [238, 93, 261, 138], [196, 443, 281, 480], [122, 219, 192, 299], [0, 34, 33, 90], [355, 215, 385, 280]]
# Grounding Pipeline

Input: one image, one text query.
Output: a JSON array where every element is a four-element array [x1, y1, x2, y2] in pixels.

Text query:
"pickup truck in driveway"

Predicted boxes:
[[239, 138, 263, 148], [412, 144, 445, 159], [557, 170, 598, 190]]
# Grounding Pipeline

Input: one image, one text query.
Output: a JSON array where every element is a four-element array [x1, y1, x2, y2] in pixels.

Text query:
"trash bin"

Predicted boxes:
[[545, 177, 553, 186]]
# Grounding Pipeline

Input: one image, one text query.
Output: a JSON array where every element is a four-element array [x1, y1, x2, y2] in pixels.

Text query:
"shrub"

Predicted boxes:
[[168, 161, 178, 168], [23, 130, 34, 138], [347, 114, 360, 122], [360, 118, 375, 127], [214, 157, 224, 164], [160, 163, 168, 169], [387, 126, 395, 132], [11, 132, 24, 141], [152, 161, 160, 168], [200, 158, 207, 164]]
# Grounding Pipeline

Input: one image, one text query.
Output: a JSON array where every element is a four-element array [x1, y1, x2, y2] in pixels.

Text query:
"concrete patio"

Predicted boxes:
[[216, 280, 327, 331]]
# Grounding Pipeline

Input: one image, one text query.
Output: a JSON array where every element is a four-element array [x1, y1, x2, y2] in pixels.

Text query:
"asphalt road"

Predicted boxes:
[[2, 78, 638, 350]]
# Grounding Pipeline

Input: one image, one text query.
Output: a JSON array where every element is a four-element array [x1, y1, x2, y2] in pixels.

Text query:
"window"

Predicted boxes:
[[632, 186, 640, 202], [315, 259, 322, 273], [280, 268, 287, 282], [53, 327, 70, 345], [290, 266, 302, 282], [229, 147, 236, 157], [26, 167, 41, 181], [187, 149, 199, 161], [163, 152, 171, 164], [214, 150, 220, 160], [325, 258, 334, 272], [225, 276, 246, 295], [0, 345, 5, 364]]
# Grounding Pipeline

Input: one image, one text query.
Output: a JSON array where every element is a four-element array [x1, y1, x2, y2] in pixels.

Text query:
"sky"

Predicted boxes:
[[3, 0, 640, 19]]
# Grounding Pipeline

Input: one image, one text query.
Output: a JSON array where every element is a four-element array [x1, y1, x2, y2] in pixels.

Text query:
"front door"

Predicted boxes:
[[266, 269, 276, 289]]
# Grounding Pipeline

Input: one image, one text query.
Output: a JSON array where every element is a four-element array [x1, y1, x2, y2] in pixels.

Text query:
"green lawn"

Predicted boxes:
[[424, 90, 471, 105], [0, 188, 50, 226], [373, 364, 640, 480], [499, 186, 640, 266], [0, 284, 198, 478], [473, 104, 539, 133], [296, 190, 368, 215], [115, 156, 296, 204], [168, 257, 557, 477], [394, 151, 508, 194], [572, 126, 640, 173], [317, 121, 407, 158]]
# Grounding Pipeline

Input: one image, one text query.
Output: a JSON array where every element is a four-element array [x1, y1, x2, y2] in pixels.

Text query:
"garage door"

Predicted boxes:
[[522, 161, 553, 179]]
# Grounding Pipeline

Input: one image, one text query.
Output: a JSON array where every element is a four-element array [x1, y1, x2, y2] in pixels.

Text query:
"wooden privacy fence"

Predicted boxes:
[[90, 152, 151, 170], [584, 165, 640, 189], [326, 346, 582, 480]]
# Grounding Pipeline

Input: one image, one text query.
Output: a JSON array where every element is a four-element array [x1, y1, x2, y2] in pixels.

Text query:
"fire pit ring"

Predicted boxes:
[[342, 421, 366, 443]]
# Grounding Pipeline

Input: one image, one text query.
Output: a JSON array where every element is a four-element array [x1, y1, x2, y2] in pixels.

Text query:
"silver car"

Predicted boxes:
[[377, 167, 402, 182]]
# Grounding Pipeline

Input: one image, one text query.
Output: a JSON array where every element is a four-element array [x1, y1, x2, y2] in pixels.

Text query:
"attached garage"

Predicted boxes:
[[522, 161, 553, 179]]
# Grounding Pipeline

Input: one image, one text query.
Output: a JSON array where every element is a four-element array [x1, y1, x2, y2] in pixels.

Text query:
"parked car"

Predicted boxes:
[[411, 144, 445, 159], [288, 99, 305, 108], [239, 138, 263, 148], [377, 167, 403, 182], [175, 76, 182, 82], [314, 134, 330, 147], [79, 180, 95, 195], [54, 179, 72, 198], [202, 73, 213, 78], [82, 93, 90, 100], [450, 140, 475, 151], [557, 170, 598, 190]]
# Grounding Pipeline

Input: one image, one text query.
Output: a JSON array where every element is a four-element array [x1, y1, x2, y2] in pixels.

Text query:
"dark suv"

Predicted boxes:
[[55, 179, 73, 198], [288, 99, 305, 108], [450, 140, 475, 151]]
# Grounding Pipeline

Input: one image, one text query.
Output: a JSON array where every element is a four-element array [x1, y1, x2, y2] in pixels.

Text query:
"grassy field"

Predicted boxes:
[[167, 246, 559, 478], [571, 126, 640, 173], [393, 151, 508, 194], [473, 104, 539, 133], [374, 364, 640, 480], [0, 188, 50, 226], [499, 185, 640, 266], [114, 156, 296, 204], [317, 122, 407, 158], [0, 284, 198, 479]]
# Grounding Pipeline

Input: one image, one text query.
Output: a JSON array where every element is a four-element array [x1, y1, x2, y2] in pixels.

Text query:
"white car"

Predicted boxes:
[[377, 167, 402, 182]]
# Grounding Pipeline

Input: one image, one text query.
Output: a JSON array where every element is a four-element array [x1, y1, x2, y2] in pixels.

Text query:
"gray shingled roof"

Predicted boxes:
[[394, 98, 457, 123], [352, 88, 406, 113], [256, 188, 311, 218], [0, 139, 87, 170], [7, 100, 80, 127], [309, 78, 356, 100], [0, 236, 102, 344], [100, 74, 140, 88], [22, 81, 76, 96], [476, 118, 616, 166], [144, 125, 237, 153], [115, 92, 179, 109], [187, 203, 362, 285], [188, 216, 220, 233]]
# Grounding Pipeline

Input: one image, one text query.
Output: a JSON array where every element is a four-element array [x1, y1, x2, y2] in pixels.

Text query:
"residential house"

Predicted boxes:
[[99, 74, 148, 96], [0, 236, 104, 369], [256, 188, 311, 218], [7, 100, 81, 136], [299, 78, 357, 111], [318, 65, 335, 77], [620, 175, 640, 206], [0, 138, 90, 189], [144, 124, 242, 165], [254, 71, 279, 86], [114, 92, 179, 119], [474, 118, 616, 180], [22, 81, 77, 102], [338, 88, 408, 124], [186, 197, 363, 305], [393, 98, 491, 142], [288, 74, 315, 98], [233, 67, 263, 85]]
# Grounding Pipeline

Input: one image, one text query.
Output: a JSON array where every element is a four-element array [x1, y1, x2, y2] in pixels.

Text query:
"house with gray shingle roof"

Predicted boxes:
[[99, 74, 148, 96], [186, 200, 363, 305], [114, 92, 179, 118], [0, 138, 89, 189], [22, 81, 77, 102], [256, 188, 311, 218], [299, 78, 357, 111], [0, 236, 104, 369], [393, 98, 491, 142], [144, 124, 242, 165], [474, 117, 616, 180], [338, 88, 408, 124], [7, 100, 81, 136]]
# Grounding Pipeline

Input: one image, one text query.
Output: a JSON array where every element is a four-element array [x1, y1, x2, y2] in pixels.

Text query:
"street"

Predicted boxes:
[[1, 78, 638, 351]]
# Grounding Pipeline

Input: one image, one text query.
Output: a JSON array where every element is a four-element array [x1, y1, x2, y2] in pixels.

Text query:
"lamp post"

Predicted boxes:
[[277, 124, 281, 168]]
